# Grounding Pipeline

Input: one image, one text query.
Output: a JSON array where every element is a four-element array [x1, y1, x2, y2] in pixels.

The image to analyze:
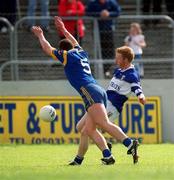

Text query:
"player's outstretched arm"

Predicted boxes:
[[54, 16, 79, 47], [32, 26, 54, 56]]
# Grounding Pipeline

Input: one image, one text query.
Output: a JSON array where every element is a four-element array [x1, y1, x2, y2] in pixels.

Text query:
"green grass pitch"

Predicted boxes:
[[0, 144, 174, 180]]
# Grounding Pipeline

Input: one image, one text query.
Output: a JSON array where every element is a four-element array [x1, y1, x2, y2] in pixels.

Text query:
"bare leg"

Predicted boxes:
[[74, 112, 113, 158], [87, 103, 128, 142], [70, 105, 136, 165], [69, 112, 112, 165], [77, 131, 89, 157], [85, 105, 138, 164], [76, 113, 90, 157], [82, 111, 116, 165], [72, 112, 109, 158], [76, 112, 87, 132], [76, 110, 128, 155], [75, 113, 89, 157], [82, 113, 109, 151]]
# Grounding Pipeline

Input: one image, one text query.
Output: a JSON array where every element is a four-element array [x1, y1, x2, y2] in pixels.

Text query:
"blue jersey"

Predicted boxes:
[[106, 65, 144, 113], [51, 45, 96, 94]]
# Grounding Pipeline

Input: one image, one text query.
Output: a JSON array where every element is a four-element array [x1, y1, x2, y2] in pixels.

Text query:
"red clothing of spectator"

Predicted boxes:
[[58, 0, 85, 38]]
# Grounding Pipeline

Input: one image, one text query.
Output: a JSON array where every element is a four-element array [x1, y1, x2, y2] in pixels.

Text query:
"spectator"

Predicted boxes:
[[27, 0, 50, 31], [58, 0, 85, 45], [124, 23, 146, 78], [86, 0, 121, 76], [141, 0, 162, 27], [0, 0, 17, 33]]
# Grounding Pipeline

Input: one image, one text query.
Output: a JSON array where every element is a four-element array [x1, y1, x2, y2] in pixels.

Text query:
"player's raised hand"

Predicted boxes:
[[54, 16, 78, 46], [54, 16, 66, 32], [31, 26, 43, 38]]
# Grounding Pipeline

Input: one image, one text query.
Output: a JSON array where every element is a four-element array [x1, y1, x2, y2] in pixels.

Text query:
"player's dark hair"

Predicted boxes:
[[116, 46, 135, 62], [58, 39, 73, 51]]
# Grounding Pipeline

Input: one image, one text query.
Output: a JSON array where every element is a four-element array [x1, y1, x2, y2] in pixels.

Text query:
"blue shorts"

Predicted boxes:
[[80, 83, 107, 110]]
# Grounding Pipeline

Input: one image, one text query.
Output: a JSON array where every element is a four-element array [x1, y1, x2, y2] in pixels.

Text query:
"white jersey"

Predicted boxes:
[[124, 34, 144, 55], [106, 65, 144, 115]]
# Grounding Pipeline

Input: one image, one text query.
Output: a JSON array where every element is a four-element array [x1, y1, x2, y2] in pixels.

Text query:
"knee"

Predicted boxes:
[[76, 122, 82, 132], [76, 119, 86, 132], [97, 119, 110, 129], [81, 126, 95, 137], [81, 127, 89, 136]]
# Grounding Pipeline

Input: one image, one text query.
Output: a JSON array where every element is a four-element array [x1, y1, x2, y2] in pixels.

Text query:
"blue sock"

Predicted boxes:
[[102, 149, 111, 158], [123, 138, 133, 148], [74, 155, 84, 164]]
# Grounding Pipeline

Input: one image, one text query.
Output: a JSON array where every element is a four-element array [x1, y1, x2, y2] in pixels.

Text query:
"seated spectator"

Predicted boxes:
[[86, 0, 121, 76], [0, 0, 17, 33], [27, 0, 50, 31], [58, 0, 85, 45]]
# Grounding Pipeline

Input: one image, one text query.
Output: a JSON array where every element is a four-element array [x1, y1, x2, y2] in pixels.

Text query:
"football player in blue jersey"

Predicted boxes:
[[69, 46, 146, 165], [32, 17, 144, 165]]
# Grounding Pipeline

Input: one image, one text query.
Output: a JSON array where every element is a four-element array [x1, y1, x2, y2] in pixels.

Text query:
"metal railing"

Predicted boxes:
[[0, 17, 14, 61], [0, 17, 14, 80], [13, 16, 104, 79], [118, 15, 174, 57], [0, 60, 57, 81], [13, 16, 99, 60], [0, 58, 174, 81], [0, 15, 174, 80]]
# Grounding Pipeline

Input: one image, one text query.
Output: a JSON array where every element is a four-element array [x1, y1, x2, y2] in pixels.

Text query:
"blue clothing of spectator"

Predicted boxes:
[[27, 0, 49, 30], [86, 0, 121, 75], [86, 0, 121, 30]]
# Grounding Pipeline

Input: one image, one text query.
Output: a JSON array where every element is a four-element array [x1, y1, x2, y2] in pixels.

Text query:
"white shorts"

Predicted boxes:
[[106, 100, 120, 123]]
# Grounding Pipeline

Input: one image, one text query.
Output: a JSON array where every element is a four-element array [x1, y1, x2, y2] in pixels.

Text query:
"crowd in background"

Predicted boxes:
[[0, 0, 174, 77], [1, 0, 174, 33]]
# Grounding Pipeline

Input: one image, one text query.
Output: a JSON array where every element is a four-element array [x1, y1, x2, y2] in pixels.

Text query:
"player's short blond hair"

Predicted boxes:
[[116, 46, 135, 63]]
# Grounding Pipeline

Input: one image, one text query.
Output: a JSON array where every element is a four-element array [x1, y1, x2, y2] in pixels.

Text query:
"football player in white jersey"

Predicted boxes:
[[69, 46, 146, 165]]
